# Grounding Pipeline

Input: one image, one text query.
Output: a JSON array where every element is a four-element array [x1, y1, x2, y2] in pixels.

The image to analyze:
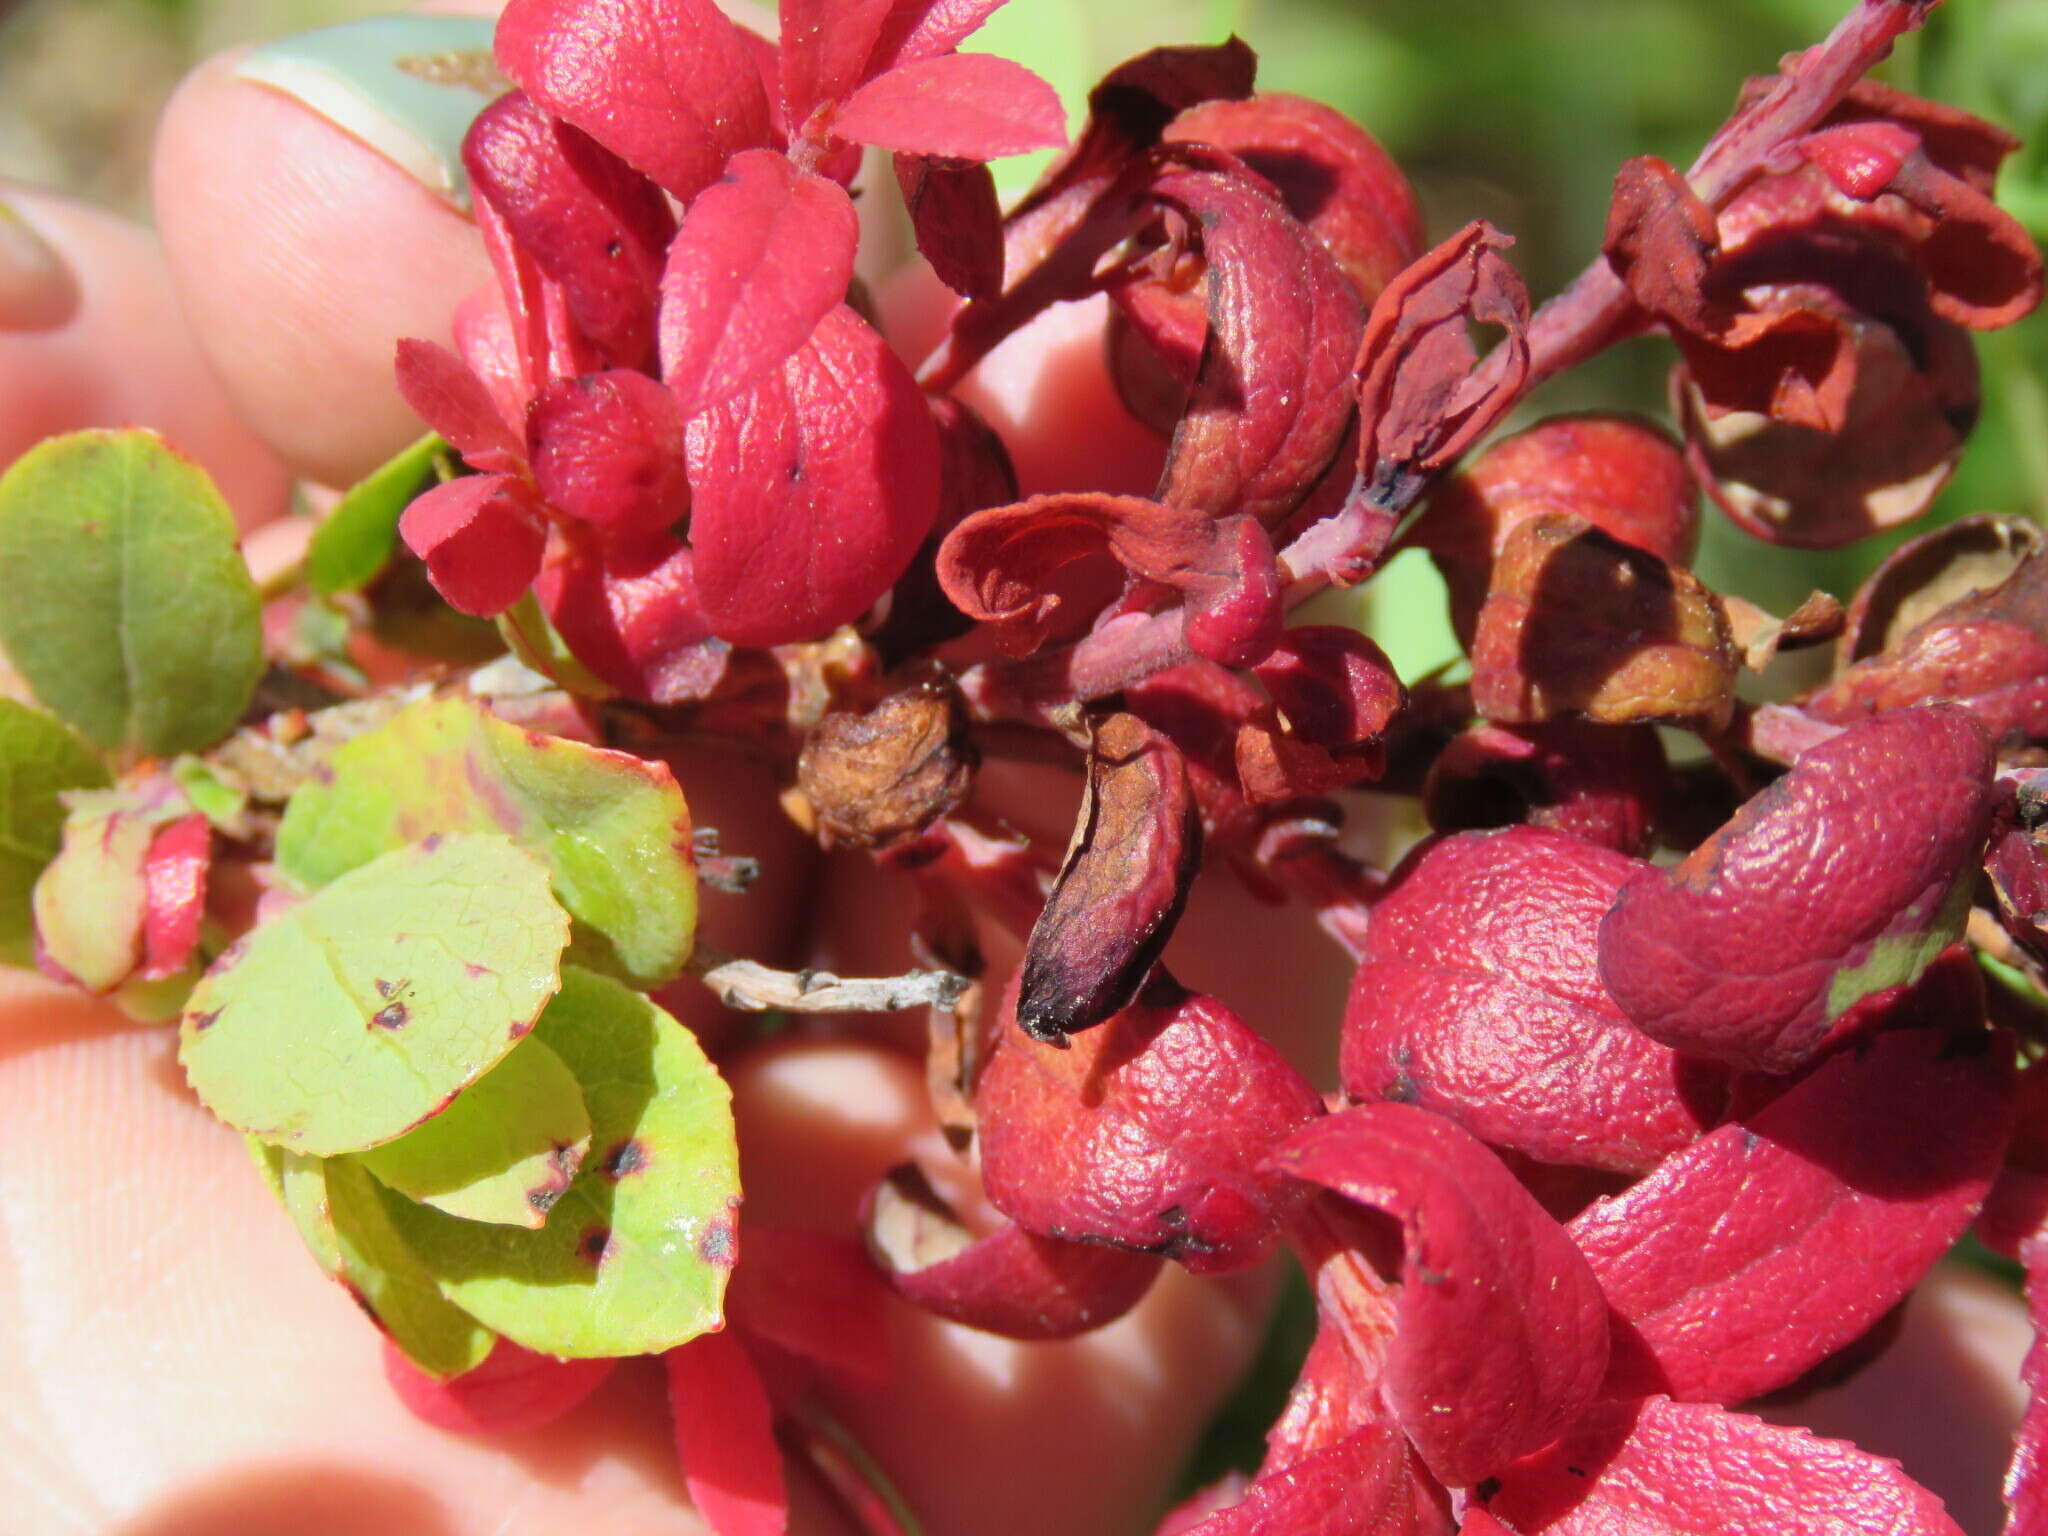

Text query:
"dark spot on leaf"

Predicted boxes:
[[577, 1225, 612, 1265], [602, 1139, 647, 1179], [1566, 1466, 1587, 1479], [1414, 1262, 1448, 1285], [528, 1183, 564, 1213], [464, 963, 492, 979], [1384, 1070, 1419, 1103], [1475, 1479, 1501, 1504], [698, 1221, 736, 1267], [372, 1002, 409, 1030], [374, 978, 405, 999], [1742, 1129, 1759, 1153], [187, 1008, 220, 1032], [508, 1016, 533, 1041], [1155, 1204, 1188, 1230], [604, 239, 623, 259], [420, 834, 444, 853]]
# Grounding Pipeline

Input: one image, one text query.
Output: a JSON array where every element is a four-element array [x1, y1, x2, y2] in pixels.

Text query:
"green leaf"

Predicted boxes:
[[383, 967, 740, 1359], [359, 1035, 592, 1229], [496, 592, 617, 699], [277, 697, 697, 987], [179, 832, 570, 1156], [256, 1142, 496, 1378], [0, 430, 263, 756], [31, 786, 177, 992], [0, 701, 108, 966], [306, 433, 450, 595]]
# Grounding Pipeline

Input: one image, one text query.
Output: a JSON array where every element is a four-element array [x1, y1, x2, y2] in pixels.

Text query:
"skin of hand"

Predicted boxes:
[[0, 8, 2033, 1535]]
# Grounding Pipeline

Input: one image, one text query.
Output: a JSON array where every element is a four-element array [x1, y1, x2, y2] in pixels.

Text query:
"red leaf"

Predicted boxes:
[[463, 91, 676, 371], [864, 1166, 1162, 1340], [531, 525, 727, 703], [2009, 1232, 2048, 1536], [1162, 94, 1423, 308], [1175, 1424, 1420, 1536], [832, 52, 1066, 161], [895, 154, 1004, 300], [777, 0, 896, 130], [496, 0, 774, 204], [527, 369, 689, 535], [665, 1333, 787, 1536], [865, 0, 1013, 75], [1147, 156, 1366, 528], [1482, 1396, 1962, 1535], [1342, 828, 1727, 1176], [684, 305, 939, 647], [1014, 713, 1202, 1042], [659, 149, 859, 419], [1267, 1103, 1611, 1488], [1598, 705, 1996, 1073], [725, 1226, 891, 1389], [935, 493, 1282, 665], [1412, 413, 1698, 645], [1569, 1024, 2014, 1405], [140, 813, 209, 981], [1351, 221, 1529, 515], [383, 1338, 615, 1435], [393, 339, 523, 473], [1252, 627, 1402, 754], [399, 474, 549, 618], [1422, 721, 1669, 858], [978, 973, 1323, 1271]]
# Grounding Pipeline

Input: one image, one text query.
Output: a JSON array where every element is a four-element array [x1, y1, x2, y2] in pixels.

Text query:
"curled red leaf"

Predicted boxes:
[[1268, 1103, 1610, 1488], [1145, 156, 1366, 529], [865, 0, 1015, 76], [935, 493, 1282, 665], [1570, 1024, 2014, 1405], [1469, 514, 1738, 732], [895, 154, 1004, 301], [776, 0, 896, 131], [495, 0, 774, 204], [1163, 94, 1423, 309], [1598, 705, 1995, 1073], [863, 1165, 1161, 1340], [832, 52, 1066, 162], [658, 149, 859, 419], [384, 1338, 616, 1436], [684, 304, 939, 647], [1481, 1396, 1963, 1536], [1342, 827, 1726, 1176], [977, 973, 1323, 1272], [463, 90, 676, 370], [1412, 413, 1698, 644], [1014, 711, 1201, 1043], [1351, 221, 1530, 515]]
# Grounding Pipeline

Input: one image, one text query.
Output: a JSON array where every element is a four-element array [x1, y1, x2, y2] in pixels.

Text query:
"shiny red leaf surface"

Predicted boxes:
[[526, 368, 690, 534], [1176, 1424, 1419, 1536], [139, 813, 209, 981], [399, 473, 549, 618], [1483, 1396, 1962, 1535], [1269, 1103, 1611, 1488], [1570, 1024, 2013, 1404], [895, 154, 1005, 300], [832, 52, 1066, 161], [684, 304, 939, 646], [1598, 705, 1995, 1073], [658, 149, 859, 419], [665, 1333, 787, 1536], [979, 974, 1323, 1272], [1342, 827, 1725, 1175], [496, 0, 774, 204]]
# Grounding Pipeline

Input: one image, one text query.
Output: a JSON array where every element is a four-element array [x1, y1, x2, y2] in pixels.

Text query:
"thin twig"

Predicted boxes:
[[689, 945, 970, 1014]]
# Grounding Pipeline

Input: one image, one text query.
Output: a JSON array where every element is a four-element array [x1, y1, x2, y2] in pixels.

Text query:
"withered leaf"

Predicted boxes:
[[796, 679, 976, 850], [1014, 711, 1202, 1043]]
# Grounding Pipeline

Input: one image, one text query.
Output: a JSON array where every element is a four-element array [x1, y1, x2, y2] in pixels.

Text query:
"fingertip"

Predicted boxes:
[[153, 41, 494, 488]]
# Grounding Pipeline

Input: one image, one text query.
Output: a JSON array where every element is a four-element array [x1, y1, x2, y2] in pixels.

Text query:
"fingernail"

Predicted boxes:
[[0, 197, 80, 332], [234, 16, 503, 214]]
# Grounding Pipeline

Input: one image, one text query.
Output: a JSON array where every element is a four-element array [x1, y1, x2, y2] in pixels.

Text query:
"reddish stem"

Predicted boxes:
[[957, 0, 1942, 721]]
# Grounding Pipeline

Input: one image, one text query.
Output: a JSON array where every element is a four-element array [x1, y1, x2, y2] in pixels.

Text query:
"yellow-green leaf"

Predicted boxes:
[[179, 833, 569, 1155], [277, 697, 696, 986], [384, 967, 740, 1358], [359, 1035, 592, 1229], [0, 700, 108, 966]]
